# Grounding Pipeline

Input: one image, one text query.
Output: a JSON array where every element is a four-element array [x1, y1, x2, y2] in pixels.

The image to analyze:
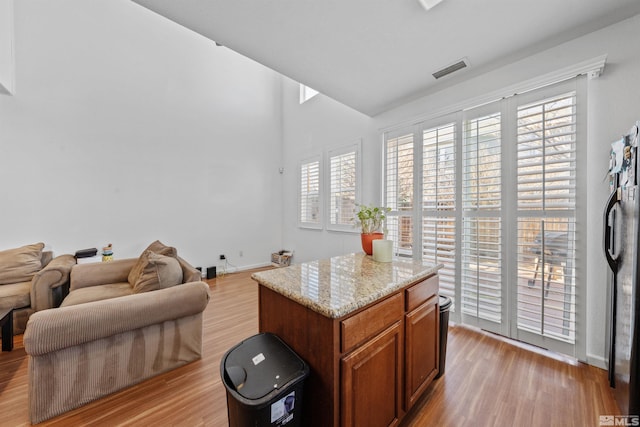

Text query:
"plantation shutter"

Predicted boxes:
[[384, 131, 415, 257], [380, 75, 586, 358], [461, 108, 502, 329], [328, 144, 360, 231], [515, 88, 578, 350], [299, 157, 322, 228], [422, 122, 456, 309]]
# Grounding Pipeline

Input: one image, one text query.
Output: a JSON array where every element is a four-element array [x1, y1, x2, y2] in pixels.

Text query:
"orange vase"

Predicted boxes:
[[361, 232, 384, 255]]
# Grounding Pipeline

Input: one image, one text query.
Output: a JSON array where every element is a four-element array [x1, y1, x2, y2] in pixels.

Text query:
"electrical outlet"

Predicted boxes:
[[219, 254, 226, 260], [239, 250, 243, 257]]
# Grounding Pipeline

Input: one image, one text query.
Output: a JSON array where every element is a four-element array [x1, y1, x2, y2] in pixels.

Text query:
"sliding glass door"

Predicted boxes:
[[422, 120, 457, 313], [460, 106, 503, 333], [383, 79, 585, 358], [514, 88, 579, 354]]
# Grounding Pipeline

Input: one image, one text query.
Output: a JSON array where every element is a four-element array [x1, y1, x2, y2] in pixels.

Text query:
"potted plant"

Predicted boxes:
[[354, 204, 391, 255]]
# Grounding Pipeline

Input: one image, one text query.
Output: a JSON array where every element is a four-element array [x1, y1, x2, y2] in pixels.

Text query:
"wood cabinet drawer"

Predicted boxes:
[[405, 275, 438, 312], [341, 292, 403, 353]]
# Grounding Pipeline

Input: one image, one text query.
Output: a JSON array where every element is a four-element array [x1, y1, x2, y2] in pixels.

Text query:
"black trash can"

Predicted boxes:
[[221, 332, 310, 427], [435, 295, 452, 379]]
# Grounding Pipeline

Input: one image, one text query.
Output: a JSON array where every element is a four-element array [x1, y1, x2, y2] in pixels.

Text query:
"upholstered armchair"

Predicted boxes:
[[0, 243, 75, 334], [24, 241, 210, 424]]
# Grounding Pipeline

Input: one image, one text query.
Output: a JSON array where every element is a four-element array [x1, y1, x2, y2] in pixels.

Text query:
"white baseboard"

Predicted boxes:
[[218, 261, 272, 275], [586, 353, 607, 370]]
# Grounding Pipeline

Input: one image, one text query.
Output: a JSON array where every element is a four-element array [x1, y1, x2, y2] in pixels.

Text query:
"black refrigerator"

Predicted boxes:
[[604, 122, 640, 416]]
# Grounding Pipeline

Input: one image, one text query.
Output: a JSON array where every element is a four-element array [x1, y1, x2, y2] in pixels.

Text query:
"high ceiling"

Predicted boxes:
[[133, 0, 640, 116]]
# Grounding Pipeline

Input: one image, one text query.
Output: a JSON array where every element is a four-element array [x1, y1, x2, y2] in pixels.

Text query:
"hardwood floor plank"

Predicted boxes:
[[401, 325, 620, 427], [0, 269, 619, 426]]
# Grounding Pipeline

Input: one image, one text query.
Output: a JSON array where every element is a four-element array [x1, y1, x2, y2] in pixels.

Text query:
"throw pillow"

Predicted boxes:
[[127, 240, 178, 285], [0, 242, 45, 285], [144, 240, 177, 258], [130, 250, 183, 293]]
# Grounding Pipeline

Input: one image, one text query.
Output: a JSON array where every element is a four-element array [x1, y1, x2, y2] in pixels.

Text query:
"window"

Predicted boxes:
[[328, 142, 361, 231], [385, 131, 415, 256], [300, 84, 319, 104], [515, 90, 578, 349], [299, 157, 322, 228], [461, 108, 502, 328], [298, 142, 362, 231], [422, 121, 456, 309], [383, 78, 585, 358]]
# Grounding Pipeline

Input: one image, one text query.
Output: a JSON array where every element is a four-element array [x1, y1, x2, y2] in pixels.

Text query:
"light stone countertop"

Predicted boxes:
[[252, 253, 442, 319]]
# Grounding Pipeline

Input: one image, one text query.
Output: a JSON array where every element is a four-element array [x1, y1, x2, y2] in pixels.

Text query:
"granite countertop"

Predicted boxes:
[[252, 253, 442, 319]]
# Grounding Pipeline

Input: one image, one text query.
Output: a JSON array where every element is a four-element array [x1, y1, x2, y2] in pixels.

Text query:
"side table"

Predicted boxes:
[[0, 308, 13, 351]]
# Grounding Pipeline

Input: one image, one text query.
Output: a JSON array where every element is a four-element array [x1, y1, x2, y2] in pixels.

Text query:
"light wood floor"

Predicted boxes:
[[0, 269, 619, 427]]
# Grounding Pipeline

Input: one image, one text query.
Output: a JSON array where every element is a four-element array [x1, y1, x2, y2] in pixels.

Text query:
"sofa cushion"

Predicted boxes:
[[129, 251, 183, 293], [60, 282, 133, 307], [0, 281, 31, 309], [0, 243, 45, 285]]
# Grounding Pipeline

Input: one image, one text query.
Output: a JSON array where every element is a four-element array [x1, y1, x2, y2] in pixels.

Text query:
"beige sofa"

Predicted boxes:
[[24, 242, 210, 424], [0, 243, 75, 334]]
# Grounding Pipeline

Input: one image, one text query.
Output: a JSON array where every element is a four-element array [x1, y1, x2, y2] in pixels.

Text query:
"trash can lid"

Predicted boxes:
[[439, 295, 452, 311], [222, 333, 307, 401]]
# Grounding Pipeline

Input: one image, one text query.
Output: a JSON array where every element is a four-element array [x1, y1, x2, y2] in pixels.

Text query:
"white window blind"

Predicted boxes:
[[516, 91, 577, 345], [463, 113, 502, 210], [328, 144, 360, 231], [461, 112, 502, 327], [422, 123, 456, 308], [385, 132, 414, 256], [423, 124, 456, 211], [299, 157, 322, 228], [517, 92, 577, 210]]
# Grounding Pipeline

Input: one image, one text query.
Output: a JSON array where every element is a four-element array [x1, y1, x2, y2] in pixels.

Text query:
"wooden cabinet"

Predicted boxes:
[[341, 321, 402, 427], [405, 294, 439, 410], [258, 273, 439, 427], [405, 275, 440, 410], [340, 292, 404, 426]]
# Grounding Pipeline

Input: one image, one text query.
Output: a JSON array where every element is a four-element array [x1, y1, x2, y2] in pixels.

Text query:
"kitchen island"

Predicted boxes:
[[252, 253, 442, 427]]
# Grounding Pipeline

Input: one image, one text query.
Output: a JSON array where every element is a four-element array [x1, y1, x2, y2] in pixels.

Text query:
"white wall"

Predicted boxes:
[[0, 0, 284, 270], [0, 0, 14, 94], [282, 14, 640, 367]]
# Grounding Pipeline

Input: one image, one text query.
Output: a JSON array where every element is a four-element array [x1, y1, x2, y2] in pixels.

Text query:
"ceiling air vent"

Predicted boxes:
[[432, 58, 469, 80]]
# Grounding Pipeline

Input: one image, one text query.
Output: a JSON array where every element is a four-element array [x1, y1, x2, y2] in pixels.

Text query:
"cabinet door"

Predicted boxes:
[[341, 321, 403, 427], [405, 294, 439, 410]]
